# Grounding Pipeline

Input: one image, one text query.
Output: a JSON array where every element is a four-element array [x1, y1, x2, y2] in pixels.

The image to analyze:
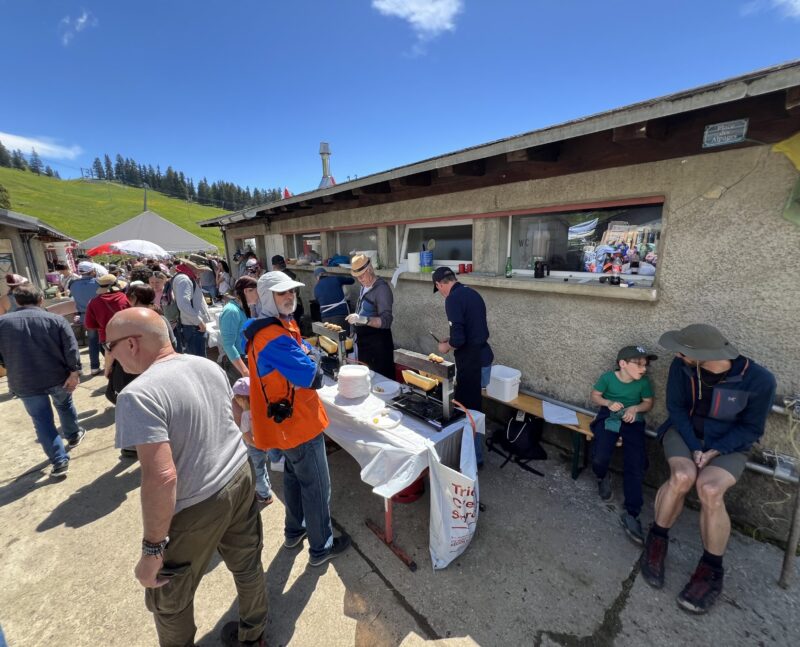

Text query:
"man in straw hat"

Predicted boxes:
[[640, 323, 776, 614], [345, 253, 395, 378]]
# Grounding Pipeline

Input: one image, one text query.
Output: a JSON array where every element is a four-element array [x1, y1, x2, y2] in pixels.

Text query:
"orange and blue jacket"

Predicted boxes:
[[243, 316, 328, 451]]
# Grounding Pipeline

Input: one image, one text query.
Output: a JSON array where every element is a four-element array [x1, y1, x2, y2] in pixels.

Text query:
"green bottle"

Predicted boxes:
[[505, 256, 513, 278]]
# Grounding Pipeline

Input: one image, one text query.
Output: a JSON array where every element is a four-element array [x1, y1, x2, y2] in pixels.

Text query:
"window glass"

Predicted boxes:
[[235, 237, 257, 255], [292, 233, 321, 260], [407, 224, 472, 261], [337, 229, 377, 256], [511, 205, 662, 275]]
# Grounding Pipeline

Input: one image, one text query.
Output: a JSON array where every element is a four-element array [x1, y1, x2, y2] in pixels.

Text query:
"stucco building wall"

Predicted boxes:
[[231, 144, 800, 541]]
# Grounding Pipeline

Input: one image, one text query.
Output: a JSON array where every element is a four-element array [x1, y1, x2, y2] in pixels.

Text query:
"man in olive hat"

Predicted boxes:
[[640, 324, 776, 615]]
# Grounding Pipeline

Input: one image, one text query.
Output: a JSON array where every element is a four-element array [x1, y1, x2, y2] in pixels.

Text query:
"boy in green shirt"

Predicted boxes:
[[590, 346, 657, 544]]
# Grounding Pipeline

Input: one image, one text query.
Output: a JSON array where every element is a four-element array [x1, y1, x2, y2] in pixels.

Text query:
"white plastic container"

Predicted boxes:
[[486, 365, 521, 402]]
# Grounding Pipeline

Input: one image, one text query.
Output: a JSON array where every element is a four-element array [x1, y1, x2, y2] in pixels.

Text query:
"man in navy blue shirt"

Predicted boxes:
[[313, 266, 354, 331], [432, 267, 493, 464]]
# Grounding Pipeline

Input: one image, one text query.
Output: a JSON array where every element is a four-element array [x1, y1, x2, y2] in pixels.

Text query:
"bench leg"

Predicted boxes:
[[571, 431, 582, 480]]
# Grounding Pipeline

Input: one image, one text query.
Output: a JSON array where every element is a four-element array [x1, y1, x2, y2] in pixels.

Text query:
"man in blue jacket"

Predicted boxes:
[[432, 267, 494, 466], [640, 324, 776, 615]]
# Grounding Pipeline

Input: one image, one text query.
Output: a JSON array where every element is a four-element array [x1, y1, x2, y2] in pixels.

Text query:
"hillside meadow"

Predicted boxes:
[[0, 167, 225, 248]]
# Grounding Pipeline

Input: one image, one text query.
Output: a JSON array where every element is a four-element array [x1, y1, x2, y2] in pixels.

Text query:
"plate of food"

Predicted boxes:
[[371, 381, 401, 398], [366, 408, 403, 430]]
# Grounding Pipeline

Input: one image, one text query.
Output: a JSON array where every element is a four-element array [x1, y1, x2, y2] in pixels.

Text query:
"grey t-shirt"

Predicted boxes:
[[115, 354, 247, 513]]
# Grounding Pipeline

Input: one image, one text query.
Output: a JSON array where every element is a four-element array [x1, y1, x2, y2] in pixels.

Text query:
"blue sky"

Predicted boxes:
[[1, 0, 799, 199]]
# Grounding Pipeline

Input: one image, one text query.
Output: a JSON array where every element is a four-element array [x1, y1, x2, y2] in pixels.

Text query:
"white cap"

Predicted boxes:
[[77, 261, 94, 274], [246, 258, 258, 267], [257, 271, 304, 293]]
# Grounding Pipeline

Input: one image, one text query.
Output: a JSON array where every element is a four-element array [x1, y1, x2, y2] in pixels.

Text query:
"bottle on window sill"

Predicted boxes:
[[505, 257, 513, 279]]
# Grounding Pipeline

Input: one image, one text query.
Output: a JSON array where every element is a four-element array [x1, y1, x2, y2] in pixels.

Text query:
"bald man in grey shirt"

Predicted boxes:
[[109, 308, 267, 647]]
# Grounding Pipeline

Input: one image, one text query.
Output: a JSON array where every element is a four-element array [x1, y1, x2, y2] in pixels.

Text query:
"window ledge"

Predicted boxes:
[[288, 265, 657, 301], [400, 271, 658, 301]]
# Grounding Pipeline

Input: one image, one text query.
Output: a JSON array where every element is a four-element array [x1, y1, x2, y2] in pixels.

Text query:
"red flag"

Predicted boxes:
[[283, 187, 292, 199]]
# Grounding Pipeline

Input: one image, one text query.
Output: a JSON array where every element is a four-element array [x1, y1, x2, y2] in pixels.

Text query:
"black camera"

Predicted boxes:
[[267, 400, 294, 424]]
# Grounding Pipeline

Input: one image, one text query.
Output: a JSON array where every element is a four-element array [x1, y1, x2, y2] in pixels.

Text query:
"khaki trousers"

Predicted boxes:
[[145, 461, 268, 646]]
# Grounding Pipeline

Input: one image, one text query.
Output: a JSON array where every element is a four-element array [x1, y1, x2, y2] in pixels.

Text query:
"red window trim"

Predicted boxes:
[[281, 195, 665, 235]]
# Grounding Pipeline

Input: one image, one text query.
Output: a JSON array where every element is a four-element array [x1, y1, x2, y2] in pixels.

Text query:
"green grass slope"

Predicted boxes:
[[0, 167, 225, 248]]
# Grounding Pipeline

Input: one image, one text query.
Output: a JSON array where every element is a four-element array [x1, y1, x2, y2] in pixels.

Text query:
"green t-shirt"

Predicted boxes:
[[593, 370, 654, 408]]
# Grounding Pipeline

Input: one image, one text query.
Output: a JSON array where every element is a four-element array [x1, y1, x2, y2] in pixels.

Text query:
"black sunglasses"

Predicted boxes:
[[103, 334, 142, 353]]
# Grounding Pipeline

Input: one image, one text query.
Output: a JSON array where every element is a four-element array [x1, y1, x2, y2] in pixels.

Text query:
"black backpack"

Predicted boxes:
[[487, 413, 547, 475]]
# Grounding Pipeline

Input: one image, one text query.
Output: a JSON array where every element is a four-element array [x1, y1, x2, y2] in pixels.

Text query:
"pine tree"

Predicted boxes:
[[0, 140, 11, 167], [104, 154, 114, 179], [54, 170, 61, 179], [45, 166, 55, 177], [92, 157, 105, 179], [29, 149, 44, 174], [11, 149, 27, 170], [114, 154, 125, 181], [0, 183, 10, 209]]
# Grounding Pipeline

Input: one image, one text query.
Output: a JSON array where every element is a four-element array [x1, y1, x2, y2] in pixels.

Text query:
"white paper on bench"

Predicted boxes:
[[542, 401, 580, 426]]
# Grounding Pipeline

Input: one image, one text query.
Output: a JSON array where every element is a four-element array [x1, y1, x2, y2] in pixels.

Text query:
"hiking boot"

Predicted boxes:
[[51, 461, 69, 478], [677, 562, 724, 614], [220, 620, 266, 647], [283, 530, 307, 549], [597, 474, 612, 501], [619, 512, 644, 545], [91, 368, 104, 376], [639, 530, 668, 589], [66, 428, 86, 451], [308, 534, 351, 567]]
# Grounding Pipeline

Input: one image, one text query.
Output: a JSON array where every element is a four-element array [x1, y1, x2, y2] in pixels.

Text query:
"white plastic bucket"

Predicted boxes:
[[406, 252, 421, 272], [485, 365, 521, 402]]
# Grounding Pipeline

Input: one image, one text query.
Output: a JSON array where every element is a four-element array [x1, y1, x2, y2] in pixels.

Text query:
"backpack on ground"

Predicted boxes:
[[487, 413, 547, 476]]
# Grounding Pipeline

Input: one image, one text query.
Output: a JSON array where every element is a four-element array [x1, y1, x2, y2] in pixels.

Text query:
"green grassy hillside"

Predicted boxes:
[[0, 167, 225, 248]]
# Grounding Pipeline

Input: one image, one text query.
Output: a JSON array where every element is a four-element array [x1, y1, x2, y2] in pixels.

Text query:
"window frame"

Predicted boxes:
[[335, 227, 379, 257], [505, 206, 661, 286], [400, 218, 474, 267]]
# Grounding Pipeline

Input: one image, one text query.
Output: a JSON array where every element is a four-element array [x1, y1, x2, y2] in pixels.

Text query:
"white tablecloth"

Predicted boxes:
[[318, 377, 485, 498]]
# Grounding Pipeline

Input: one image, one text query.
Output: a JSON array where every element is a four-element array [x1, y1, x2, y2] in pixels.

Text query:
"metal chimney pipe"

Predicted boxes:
[[318, 143, 335, 189]]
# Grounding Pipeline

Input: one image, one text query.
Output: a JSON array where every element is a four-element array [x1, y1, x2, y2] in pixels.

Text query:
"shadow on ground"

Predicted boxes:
[[36, 459, 141, 531], [0, 460, 57, 508]]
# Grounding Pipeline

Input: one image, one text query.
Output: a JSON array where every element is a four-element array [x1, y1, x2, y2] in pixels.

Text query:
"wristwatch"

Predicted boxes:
[[141, 536, 169, 557]]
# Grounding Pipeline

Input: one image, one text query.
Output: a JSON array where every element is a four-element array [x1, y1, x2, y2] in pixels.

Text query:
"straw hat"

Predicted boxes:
[[350, 254, 372, 277]]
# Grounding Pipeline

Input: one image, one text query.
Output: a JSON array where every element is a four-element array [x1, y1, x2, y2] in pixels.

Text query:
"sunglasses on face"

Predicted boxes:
[[103, 334, 142, 353]]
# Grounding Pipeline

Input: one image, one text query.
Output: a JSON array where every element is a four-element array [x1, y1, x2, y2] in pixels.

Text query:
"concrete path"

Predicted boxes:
[[1, 351, 798, 646]]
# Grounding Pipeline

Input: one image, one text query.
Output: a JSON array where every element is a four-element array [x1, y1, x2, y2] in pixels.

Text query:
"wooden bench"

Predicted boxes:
[[483, 390, 595, 479]]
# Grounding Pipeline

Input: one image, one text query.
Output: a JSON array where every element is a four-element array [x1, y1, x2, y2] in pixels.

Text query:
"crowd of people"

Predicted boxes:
[[0, 247, 779, 643]]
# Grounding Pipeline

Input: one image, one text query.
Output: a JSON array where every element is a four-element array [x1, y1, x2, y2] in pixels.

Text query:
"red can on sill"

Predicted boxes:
[[458, 263, 466, 274], [466, 263, 473, 273]]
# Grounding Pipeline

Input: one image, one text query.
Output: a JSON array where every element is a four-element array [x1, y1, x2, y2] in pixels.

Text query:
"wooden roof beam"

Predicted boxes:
[[505, 143, 560, 163], [295, 201, 312, 209], [435, 160, 486, 178], [612, 120, 667, 144], [388, 171, 433, 190], [352, 181, 392, 195], [786, 87, 800, 115]]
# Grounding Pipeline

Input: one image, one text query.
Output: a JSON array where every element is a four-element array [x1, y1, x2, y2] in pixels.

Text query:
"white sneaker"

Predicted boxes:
[[270, 457, 285, 472]]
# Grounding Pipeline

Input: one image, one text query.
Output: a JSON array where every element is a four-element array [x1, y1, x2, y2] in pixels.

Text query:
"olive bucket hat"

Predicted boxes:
[[658, 323, 739, 361]]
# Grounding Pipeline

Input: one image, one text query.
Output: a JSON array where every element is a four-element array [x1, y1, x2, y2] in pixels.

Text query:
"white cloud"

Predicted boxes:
[[741, 0, 800, 18], [0, 131, 83, 160], [58, 9, 98, 46], [372, 0, 463, 42]]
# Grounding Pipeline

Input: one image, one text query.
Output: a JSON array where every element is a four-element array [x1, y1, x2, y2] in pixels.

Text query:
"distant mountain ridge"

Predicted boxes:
[[0, 167, 224, 247]]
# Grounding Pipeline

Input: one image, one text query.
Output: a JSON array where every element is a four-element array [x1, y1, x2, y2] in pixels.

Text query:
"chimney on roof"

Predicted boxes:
[[318, 142, 336, 189]]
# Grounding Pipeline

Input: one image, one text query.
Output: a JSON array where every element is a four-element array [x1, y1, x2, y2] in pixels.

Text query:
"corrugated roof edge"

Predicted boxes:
[[199, 59, 800, 227], [0, 208, 77, 242]]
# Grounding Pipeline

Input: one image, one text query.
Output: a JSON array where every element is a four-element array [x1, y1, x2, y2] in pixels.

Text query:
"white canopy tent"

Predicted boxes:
[[78, 210, 217, 254]]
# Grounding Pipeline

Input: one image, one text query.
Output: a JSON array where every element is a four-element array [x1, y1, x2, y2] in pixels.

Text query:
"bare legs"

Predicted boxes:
[[653, 458, 736, 553]]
